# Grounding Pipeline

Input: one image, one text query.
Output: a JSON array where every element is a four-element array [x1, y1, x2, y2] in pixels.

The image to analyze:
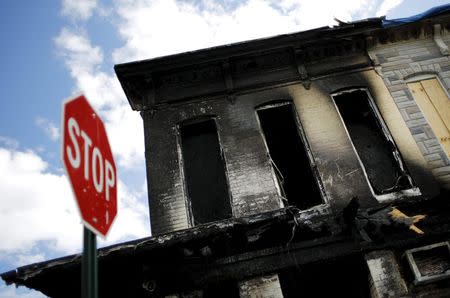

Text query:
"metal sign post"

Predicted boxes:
[[82, 227, 98, 298]]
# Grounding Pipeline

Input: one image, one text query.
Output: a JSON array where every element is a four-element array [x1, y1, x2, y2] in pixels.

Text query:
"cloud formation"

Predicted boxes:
[[0, 145, 149, 265], [0, 136, 19, 149], [35, 117, 60, 141], [54, 28, 145, 168], [376, 0, 404, 16], [0, 147, 79, 253], [61, 0, 98, 21], [54, 28, 104, 86]]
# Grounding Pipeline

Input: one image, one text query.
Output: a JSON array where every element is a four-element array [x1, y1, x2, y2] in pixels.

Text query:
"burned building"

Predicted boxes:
[[3, 5, 450, 298]]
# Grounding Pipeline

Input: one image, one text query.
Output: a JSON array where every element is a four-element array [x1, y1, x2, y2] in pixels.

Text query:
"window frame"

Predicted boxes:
[[255, 100, 328, 210], [331, 87, 420, 202], [176, 116, 233, 227]]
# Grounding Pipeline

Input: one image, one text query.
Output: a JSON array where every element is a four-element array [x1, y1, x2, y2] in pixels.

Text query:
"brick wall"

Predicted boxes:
[[369, 34, 450, 190], [366, 250, 408, 298]]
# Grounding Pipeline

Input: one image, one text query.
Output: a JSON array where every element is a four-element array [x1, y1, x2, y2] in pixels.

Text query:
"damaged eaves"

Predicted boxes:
[[3, 192, 450, 297], [115, 9, 450, 112], [114, 19, 382, 111]]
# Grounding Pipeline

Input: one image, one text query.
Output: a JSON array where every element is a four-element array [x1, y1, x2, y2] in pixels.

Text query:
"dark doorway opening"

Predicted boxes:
[[257, 103, 323, 210], [180, 119, 232, 225], [333, 89, 413, 194], [279, 256, 370, 298]]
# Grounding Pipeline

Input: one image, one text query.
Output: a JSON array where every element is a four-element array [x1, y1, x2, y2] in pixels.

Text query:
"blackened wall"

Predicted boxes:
[[143, 96, 283, 235], [144, 69, 440, 235]]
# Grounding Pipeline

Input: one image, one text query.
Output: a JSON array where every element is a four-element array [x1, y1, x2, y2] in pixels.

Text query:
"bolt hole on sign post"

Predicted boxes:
[[62, 94, 117, 238]]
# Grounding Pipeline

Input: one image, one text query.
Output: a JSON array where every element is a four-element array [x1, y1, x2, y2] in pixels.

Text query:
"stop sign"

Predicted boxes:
[[62, 94, 117, 238]]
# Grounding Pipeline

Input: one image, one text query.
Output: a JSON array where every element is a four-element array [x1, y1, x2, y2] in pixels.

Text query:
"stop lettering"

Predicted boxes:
[[66, 117, 115, 201], [62, 95, 117, 238]]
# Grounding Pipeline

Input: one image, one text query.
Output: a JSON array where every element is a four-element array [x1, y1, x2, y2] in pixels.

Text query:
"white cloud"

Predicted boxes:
[[61, 0, 98, 21], [102, 105, 145, 169], [0, 147, 79, 254], [0, 284, 46, 298], [35, 117, 60, 141], [376, 0, 404, 16], [112, 0, 291, 62], [0, 136, 19, 149], [54, 28, 145, 168], [54, 28, 104, 79], [0, 146, 149, 267], [286, 0, 371, 27], [15, 253, 46, 267]]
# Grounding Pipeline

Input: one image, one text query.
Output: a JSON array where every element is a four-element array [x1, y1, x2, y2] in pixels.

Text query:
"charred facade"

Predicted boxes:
[[3, 5, 450, 298]]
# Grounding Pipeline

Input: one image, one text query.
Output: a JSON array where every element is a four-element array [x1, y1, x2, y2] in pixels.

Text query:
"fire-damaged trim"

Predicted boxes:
[[331, 88, 421, 202], [175, 121, 194, 228]]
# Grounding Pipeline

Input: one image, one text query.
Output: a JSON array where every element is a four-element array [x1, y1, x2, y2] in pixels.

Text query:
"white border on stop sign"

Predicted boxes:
[[61, 92, 119, 240]]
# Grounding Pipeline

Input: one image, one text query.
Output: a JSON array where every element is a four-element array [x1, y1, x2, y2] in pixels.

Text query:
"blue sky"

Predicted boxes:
[[0, 0, 448, 297]]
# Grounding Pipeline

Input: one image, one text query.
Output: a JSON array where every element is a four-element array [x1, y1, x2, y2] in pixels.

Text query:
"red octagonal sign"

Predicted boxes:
[[62, 95, 117, 238]]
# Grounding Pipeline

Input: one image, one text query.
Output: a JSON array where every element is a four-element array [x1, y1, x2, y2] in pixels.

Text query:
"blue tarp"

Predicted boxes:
[[382, 4, 450, 27]]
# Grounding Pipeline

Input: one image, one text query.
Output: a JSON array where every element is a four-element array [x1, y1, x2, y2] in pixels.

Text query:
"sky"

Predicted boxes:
[[0, 0, 448, 297]]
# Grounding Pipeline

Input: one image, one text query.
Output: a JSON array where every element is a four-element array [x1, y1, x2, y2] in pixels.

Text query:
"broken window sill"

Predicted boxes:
[[374, 187, 422, 203]]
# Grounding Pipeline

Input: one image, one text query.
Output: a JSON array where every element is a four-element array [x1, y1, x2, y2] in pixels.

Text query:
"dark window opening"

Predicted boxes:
[[333, 90, 413, 195], [279, 256, 370, 298], [180, 119, 232, 225], [257, 103, 323, 210]]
